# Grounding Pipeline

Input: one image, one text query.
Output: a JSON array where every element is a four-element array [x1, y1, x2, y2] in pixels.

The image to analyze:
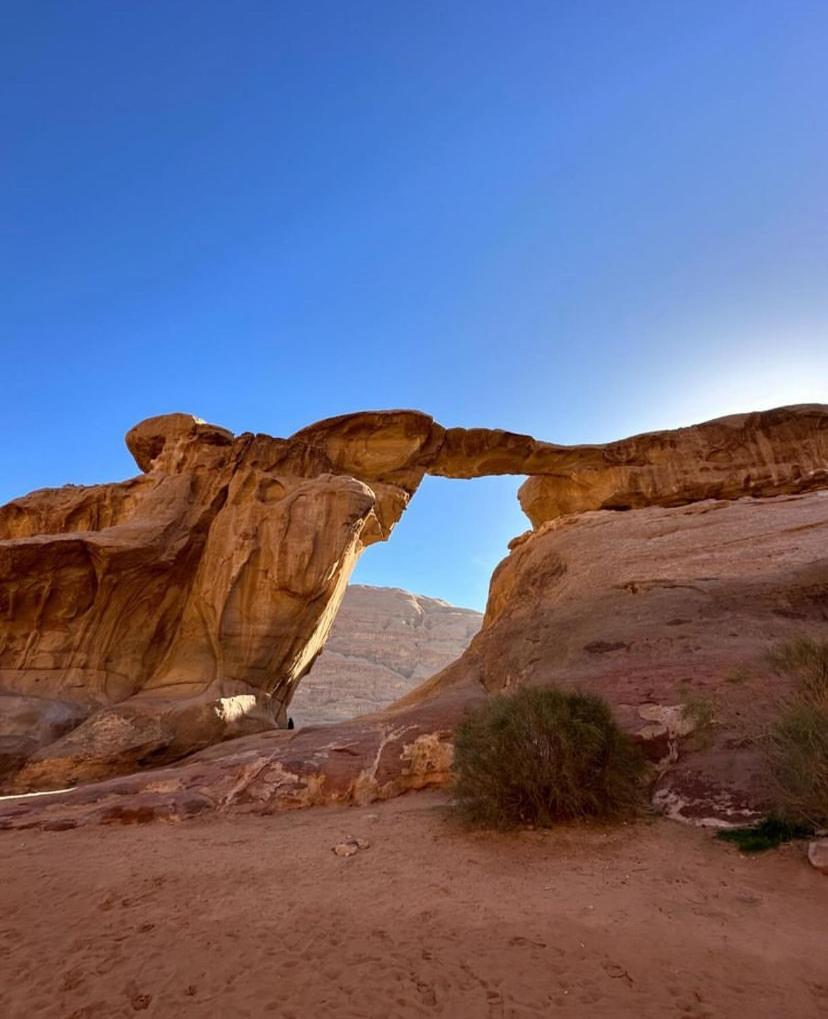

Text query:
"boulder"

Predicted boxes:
[[807, 839, 828, 874]]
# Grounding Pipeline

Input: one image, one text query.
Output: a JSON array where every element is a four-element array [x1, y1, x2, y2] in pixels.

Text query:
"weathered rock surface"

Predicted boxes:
[[2, 490, 826, 833], [518, 404, 828, 526], [0, 683, 477, 830], [808, 839, 828, 874], [0, 403, 826, 802], [409, 490, 828, 823], [289, 585, 481, 726], [1, 411, 447, 791]]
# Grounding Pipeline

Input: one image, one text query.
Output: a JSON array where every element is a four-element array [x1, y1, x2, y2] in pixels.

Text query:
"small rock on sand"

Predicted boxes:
[[332, 836, 371, 857], [807, 839, 828, 874]]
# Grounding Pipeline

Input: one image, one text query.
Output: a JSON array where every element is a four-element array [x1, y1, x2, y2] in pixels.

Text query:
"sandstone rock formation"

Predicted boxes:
[[289, 585, 481, 726], [1, 403, 826, 802], [411, 490, 828, 823], [1, 410, 439, 791], [516, 404, 828, 526], [4, 487, 825, 834], [6, 493, 826, 835]]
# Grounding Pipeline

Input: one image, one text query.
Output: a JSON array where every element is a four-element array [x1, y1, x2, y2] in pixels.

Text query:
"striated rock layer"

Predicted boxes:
[[289, 586, 481, 726], [3, 489, 825, 833], [0, 403, 826, 799], [1, 410, 440, 791], [516, 404, 828, 526], [411, 491, 828, 823]]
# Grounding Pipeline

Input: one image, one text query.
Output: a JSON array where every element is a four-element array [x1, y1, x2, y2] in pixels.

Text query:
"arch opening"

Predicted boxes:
[[288, 474, 527, 726]]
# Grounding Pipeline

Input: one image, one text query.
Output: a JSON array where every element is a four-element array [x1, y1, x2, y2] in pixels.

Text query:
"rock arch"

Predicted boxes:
[[1, 404, 826, 791]]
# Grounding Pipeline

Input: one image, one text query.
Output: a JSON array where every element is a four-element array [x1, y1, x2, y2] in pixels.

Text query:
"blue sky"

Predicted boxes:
[[2, 1, 826, 609]]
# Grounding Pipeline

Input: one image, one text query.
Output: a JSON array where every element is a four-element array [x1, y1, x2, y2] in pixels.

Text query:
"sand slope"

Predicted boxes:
[[1, 791, 826, 1018]]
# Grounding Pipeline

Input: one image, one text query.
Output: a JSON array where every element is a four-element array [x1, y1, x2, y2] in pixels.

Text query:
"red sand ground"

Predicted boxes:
[[1, 790, 826, 1018]]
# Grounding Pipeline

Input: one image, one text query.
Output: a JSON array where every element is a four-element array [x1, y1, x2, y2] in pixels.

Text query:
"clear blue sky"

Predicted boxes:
[[2, 2, 826, 609]]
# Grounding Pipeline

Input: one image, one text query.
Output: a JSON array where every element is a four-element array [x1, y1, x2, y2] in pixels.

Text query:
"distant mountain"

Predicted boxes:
[[289, 584, 482, 726]]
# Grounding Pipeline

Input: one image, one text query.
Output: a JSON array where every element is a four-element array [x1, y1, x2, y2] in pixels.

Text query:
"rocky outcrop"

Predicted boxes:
[[517, 405, 828, 526], [6, 488, 825, 833], [0, 411, 439, 791], [1, 403, 826, 798], [0, 679, 480, 830], [289, 586, 481, 726], [408, 490, 828, 823]]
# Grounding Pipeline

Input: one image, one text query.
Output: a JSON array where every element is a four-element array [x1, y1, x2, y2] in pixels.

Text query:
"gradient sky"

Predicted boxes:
[[2, 2, 827, 609]]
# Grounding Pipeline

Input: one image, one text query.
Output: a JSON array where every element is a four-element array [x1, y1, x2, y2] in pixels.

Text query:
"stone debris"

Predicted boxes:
[[332, 836, 371, 857]]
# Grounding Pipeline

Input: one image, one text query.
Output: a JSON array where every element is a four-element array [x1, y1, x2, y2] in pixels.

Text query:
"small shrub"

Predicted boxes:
[[679, 688, 716, 730], [724, 665, 753, 685], [716, 814, 815, 854], [767, 637, 828, 703], [675, 684, 716, 751], [452, 687, 645, 829], [765, 638, 828, 827]]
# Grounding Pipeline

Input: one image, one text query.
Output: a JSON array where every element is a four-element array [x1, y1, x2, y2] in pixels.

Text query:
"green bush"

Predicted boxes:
[[452, 687, 645, 829], [766, 638, 828, 827]]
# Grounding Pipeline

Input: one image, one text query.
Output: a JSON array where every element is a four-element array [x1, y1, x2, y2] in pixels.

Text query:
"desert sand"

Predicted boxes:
[[1, 790, 826, 1019]]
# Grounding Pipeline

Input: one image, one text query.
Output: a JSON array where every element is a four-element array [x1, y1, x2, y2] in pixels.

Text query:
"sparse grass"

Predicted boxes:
[[767, 637, 828, 702], [680, 691, 715, 730], [724, 664, 753, 686], [451, 687, 645, 829], [716, 815, 815, 853], [676, 684, 717, 751], [764, 638, 828, 828]]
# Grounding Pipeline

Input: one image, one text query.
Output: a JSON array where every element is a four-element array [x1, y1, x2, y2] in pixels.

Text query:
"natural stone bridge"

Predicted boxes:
[[1, 404, 826, 793]]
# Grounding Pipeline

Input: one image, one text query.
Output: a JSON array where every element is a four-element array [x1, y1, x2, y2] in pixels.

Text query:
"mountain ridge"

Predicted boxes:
[[290, 584, 482, 726]]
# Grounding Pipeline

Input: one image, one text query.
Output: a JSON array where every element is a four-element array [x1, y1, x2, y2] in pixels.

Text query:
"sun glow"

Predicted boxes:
[[655, 333, 828, 430]]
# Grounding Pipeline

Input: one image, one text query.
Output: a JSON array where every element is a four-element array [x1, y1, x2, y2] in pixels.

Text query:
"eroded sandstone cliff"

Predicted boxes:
[[409, 490, 828, 822], [0, 403, 826, 801], [289, 585, 481, 726], [1, 410, 441, 790], [2, 489, 826, 833]]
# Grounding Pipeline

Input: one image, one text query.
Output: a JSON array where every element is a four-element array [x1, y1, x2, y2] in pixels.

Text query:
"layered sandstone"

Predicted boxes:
[[517, 404, 828, 526], [4, 489, 825, 833], [410, 490, 828, 822], [0, 411, 440, 791], [1, 403, 826, 798], [289, 585, 481, 726]]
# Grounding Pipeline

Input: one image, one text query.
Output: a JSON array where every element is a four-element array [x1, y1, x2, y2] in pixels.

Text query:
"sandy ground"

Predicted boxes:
[[1, 791, 826, 1019]]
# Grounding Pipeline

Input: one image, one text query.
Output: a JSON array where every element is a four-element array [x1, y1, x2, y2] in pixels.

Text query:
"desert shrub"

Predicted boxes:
[[678, 687, 717, 751], [767, 637, 828, 702], [680, 692, 715, 729], [451, 687, 645, 829], [724, 664, 753, 685], [765, 638, 828, 827], [715, 815, 814, 854]]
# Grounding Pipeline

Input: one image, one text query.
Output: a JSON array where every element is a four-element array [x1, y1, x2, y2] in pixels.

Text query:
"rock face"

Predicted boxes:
[[2, 487, 826, 833], [289, 585, 481, 726], [0, 403, 826, 799], [0, 410, 439, 791], [411, 491, 828, 823], [517, 405, 828, 527]]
